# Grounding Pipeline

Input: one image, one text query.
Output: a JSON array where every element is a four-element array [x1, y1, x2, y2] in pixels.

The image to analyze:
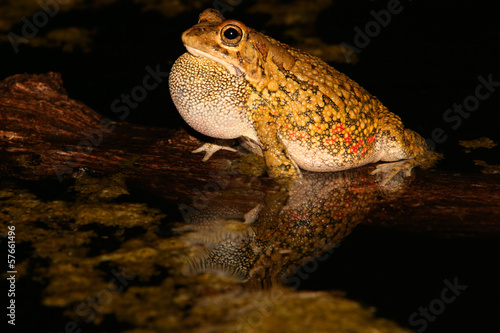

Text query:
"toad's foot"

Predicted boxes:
[[371, 160, 415, 186], [192, 142, 238, 162]]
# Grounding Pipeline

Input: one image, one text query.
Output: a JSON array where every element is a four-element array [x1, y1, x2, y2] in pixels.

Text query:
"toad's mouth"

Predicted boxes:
[[184, 45, 242, 76]]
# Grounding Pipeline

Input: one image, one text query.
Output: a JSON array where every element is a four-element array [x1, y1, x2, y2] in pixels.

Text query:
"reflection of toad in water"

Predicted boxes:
[[175, 167, 407, 286]]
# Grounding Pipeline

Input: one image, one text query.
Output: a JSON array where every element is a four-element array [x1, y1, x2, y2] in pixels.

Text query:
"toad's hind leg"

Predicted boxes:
[[371, 109, 442, 185]]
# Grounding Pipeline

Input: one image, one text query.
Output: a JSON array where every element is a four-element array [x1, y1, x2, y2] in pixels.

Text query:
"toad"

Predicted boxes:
[[169, 9, 441, 185]]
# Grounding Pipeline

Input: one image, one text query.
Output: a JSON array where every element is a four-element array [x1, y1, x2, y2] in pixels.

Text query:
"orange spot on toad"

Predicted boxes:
[[323, 137, 337, 145], [349, 138, 364, 154], [367, 135, 376, 145], [344, 132, 352, 145], [332, 123, 345, 133]]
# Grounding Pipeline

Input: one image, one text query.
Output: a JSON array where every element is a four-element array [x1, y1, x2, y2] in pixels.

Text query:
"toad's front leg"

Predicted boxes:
[[192, 140, 238, 162], [251, 105, 302, 181]]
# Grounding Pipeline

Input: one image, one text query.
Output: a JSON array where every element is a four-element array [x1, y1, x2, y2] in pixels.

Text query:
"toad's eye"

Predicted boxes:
[[224, 27, 239, 40], [221, 24, 243, 46]]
